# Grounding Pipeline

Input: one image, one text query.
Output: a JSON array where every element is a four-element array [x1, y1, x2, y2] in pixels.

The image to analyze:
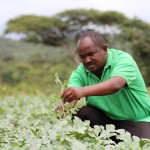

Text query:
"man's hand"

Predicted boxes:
[[61, 87, 84, 103]]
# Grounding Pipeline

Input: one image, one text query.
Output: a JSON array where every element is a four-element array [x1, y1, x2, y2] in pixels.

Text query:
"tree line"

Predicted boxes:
[[4, 9, 150, 86]]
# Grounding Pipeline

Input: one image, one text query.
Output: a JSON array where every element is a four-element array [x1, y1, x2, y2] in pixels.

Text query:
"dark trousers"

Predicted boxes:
[[74, 106, 150, 139]]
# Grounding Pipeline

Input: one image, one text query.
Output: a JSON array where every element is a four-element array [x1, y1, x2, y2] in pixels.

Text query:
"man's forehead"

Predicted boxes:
[[77, 37, 93, 48]]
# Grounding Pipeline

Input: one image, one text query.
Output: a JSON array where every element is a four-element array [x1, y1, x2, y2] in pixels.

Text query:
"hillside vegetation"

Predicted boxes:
[[4, 9, 150, 87], [1, 9, 150, 96], [0, 37, 76, 96]]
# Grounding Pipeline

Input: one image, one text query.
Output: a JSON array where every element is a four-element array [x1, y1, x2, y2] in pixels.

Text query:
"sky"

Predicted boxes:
[[0, 0, 150, 35]]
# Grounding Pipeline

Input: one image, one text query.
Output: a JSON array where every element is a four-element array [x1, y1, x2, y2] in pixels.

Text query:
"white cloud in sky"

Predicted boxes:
[[0, 0, 150, 25]]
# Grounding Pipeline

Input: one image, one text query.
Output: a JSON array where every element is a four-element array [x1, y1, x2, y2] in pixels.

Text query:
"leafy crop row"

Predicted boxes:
[[0, 76, 150, 149]]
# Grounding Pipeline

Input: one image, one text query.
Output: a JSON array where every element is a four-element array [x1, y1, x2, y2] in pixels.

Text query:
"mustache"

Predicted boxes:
[[85, 62, 95, 66]]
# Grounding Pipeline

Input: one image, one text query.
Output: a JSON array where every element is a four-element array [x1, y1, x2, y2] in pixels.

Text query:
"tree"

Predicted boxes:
[[4, 9, 150, 85]]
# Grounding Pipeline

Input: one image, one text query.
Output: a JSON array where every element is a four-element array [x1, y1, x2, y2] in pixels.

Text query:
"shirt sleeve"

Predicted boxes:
[[110, 53, 136, 85], [68, 64, 85, 87]]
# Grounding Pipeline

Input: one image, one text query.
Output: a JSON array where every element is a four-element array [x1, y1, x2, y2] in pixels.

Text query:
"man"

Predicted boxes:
[[61, 31, 150, 139]]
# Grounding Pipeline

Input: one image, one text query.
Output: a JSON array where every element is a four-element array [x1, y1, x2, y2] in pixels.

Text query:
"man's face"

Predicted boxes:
[[77, 37, 107, 74]]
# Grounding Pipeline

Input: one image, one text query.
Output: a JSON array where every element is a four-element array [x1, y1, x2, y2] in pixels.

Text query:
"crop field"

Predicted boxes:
[[0, 85, 150, 150], [1, 95, 150, 150]]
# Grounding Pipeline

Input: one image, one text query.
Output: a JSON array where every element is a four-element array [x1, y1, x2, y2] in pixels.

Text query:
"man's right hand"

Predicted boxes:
[[61, 87, 83, 103]]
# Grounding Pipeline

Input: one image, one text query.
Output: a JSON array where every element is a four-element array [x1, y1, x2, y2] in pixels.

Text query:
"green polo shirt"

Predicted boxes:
[[68, 49, 150, 122]]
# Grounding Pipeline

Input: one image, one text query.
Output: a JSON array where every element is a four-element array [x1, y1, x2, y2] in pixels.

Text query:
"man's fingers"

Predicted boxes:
[[63, 93, 75, 103], [62, 90, 72, 100], [72, 100, 78, 107], [61, 88, 71, 98]]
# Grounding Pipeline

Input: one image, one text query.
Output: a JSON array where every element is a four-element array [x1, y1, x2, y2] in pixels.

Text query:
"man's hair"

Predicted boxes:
[[79, 31, 106, 48]]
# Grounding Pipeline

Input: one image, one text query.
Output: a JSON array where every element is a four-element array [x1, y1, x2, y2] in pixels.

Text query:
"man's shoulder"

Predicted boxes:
[[76, 63, 86, 72], [71, 63, 87, 77], [109, 48, 133, 61], [77, 63, 84, 69]]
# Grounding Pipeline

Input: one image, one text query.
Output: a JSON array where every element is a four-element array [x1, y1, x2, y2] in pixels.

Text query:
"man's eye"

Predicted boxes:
[[88, 52, 94, 56], [79, 55, 85, 59]]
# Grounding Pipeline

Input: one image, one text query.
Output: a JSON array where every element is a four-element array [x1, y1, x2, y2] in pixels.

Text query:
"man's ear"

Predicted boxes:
[[103, 45, 108, 51], [102, 45, 108, 54]]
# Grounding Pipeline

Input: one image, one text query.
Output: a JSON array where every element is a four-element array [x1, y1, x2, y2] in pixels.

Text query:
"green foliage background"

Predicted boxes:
[[0, 37, 76, 96], [3, 9, 150, 93]]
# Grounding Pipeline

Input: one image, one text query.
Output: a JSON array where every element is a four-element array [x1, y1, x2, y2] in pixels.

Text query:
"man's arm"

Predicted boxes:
[[62, 76, 126, 103]]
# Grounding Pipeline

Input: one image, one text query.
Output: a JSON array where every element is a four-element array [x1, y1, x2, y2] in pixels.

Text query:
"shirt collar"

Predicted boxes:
[[104, 49, 113, 69]]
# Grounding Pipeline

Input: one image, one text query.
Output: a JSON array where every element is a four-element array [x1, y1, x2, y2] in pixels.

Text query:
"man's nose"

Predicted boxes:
[[84, 56, 92, 63]]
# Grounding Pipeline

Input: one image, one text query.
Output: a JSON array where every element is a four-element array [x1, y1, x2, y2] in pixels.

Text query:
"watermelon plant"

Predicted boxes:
[[0, 75, 150, 149]]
